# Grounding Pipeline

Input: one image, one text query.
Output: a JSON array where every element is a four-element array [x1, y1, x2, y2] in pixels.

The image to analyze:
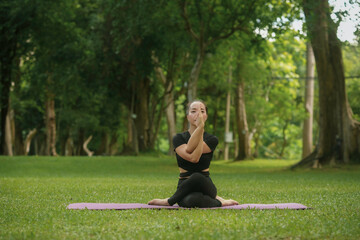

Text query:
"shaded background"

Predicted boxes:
[[1, 0, 359, 160]]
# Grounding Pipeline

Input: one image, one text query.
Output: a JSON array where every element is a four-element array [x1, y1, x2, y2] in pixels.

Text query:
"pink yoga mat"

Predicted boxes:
[[67, 203, 309, 210]]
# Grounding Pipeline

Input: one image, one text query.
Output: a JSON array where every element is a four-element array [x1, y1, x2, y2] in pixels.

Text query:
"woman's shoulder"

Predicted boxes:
[[204, 132, 219, 151], [204, 132, 218, 140], [174, 131, 190, 139], [173, 131, 217, 142], [173, 131, 190, 146]]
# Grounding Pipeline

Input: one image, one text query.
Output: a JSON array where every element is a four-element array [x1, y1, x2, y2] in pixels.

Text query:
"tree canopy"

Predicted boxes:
[[1, 0, 359, 164]]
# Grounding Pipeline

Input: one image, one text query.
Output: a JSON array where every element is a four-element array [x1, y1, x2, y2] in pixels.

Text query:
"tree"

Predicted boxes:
[[293, 0, 360, 167], [302, 42, 315, 158], [150, 0, 193, 155], [343, 44, 360, 122], [0, 0, 34, 154], [153, 51, 178, 155], [235, 32, 306, 160], [105, 0, 170, 153], [234, 60, 252, 160], [178, 0, 259, 102], [30, 0, 91, 156]]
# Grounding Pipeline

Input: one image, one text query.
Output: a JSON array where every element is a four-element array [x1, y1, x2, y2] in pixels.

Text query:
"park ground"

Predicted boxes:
[[0, 156, 359, 239]]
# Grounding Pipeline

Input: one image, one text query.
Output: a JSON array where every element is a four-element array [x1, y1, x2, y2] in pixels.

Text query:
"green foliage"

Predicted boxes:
[[3, 0, 359, 158], [1, 156, 360, 239], [343, 44, 360, 121], [197, 30, 308, 159]]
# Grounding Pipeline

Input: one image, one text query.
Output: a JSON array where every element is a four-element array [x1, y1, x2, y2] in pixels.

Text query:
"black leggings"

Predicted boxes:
[[167, 172, 222, 208]]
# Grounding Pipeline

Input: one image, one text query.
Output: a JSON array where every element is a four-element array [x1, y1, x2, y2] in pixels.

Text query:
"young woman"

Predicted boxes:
[[148, 100, 238, 208]]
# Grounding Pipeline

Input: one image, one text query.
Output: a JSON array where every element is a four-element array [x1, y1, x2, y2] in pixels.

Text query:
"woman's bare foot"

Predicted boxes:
[[216, 195, 238, 206], [147, 198, 170, 206], [220, 199, 239, 207]]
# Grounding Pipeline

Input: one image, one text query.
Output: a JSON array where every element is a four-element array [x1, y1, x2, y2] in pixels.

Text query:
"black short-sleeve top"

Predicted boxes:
[[172, 131, 218, 172]]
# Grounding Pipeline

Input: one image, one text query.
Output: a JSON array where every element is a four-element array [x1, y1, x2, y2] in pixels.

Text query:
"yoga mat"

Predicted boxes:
[[67, 203, 309, 210]]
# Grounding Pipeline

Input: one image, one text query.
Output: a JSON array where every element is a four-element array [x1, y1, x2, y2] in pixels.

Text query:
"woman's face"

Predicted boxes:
[[187, 101, 208, 125]]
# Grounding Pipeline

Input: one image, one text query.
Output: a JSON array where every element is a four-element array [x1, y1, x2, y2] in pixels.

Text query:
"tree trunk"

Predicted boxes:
[[109, 133, 118, 155], [65, 136, 73, 156], [279, 120, 289, 158], [134, 78, 150, 151], [24, 129, 37, 156], [164, 90, 176, 155], [5, 103, 13, 156], [187, 51, 205, 102], [233, 112, 238, 159], [45, 90, 58, 156], [235, 77, 251, 160], [148, 96, 164, 150], [0, 55, 13, 155], [293, 0, 360, 168], [12, 56, 24, 155], [253, 132, 260, 158], [96, 132, 108, 155], [302, 42, 315, 158], [130, 116, 139, 154], [0, 15, 17, 154], [83, 135, 94, 157], [123, 84, 139, 155], [182, 111, 188, 132], [34, 132, 46, 155], [224, 64, 232, 160], [76, 128, 86, 155], [213, 98, 220, 135], [14, 125, 25, 155], [97, 132, 118, 156], [153, 54, 177, 155], [124, 115, 139, 155], [165, 98, 176, 155]]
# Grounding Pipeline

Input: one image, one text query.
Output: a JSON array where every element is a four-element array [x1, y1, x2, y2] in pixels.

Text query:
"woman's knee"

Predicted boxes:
[[189, 172, 206, 182], [179, 192, 203, 208], [179, 192, 220, 208]]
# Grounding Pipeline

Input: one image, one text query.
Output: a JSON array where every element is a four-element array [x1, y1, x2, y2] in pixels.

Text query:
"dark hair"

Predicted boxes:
[[186, 99, 208, 115]]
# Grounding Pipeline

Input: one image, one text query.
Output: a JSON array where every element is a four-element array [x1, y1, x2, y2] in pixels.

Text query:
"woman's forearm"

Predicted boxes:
[[189, 129, 204, 163], [186, 126, 204, 153]]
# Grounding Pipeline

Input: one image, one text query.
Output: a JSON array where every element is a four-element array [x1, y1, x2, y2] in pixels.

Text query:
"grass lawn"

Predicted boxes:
[[0, 156, 359, 239]]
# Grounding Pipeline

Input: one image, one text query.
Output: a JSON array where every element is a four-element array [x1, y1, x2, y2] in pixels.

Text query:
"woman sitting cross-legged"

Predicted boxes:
[[148, 100, 238, 208]]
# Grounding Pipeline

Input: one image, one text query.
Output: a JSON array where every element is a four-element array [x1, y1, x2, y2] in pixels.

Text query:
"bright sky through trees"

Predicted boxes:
[[291, 0, 359, 42], [330, 0, 359, 42]]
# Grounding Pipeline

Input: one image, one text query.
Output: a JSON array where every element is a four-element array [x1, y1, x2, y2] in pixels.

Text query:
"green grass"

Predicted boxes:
[[1, 156, 359, 239]]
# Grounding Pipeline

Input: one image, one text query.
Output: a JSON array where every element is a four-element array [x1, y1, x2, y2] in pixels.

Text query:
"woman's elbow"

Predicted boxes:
[[185, 146, 193, 154], [189, 155, 200, 163]]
